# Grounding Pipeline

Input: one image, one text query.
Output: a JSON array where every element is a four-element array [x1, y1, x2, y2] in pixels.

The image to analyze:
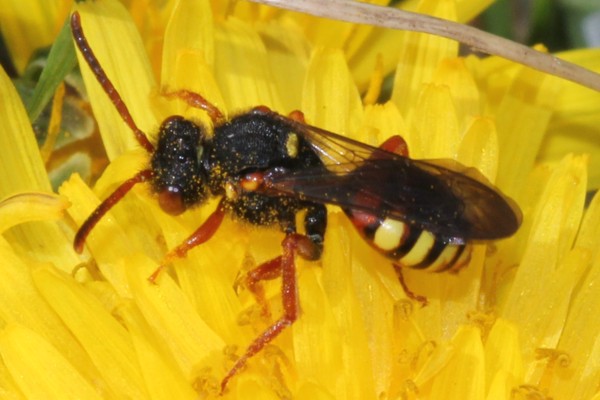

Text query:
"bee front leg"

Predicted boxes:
[[148, 199, 226, 283], [161, 89, 225, 124]]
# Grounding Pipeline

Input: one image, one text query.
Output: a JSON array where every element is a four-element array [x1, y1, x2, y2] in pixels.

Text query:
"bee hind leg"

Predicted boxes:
[[221, 232, 317, 393]]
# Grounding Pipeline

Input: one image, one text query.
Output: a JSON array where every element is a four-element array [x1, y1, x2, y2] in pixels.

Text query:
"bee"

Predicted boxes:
[[70, 11, 521, 392]]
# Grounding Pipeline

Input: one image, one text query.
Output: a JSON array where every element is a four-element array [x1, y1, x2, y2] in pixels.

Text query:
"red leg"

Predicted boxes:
[[162, 89, 225, 124], [74, 169, 153, 253], [287, 109, 306, 123], [379, 135, 409, 157], [149, 200, 226, 283], [241, 233, 319, 319], [393, 264, 428, 307], [244, 256, 283, 319], [221, 233, 314, 393]]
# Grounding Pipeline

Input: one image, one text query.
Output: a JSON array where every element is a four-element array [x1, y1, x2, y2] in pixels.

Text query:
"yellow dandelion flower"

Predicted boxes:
[[0, 1, 70, 73], [1, 0, 600, 399]]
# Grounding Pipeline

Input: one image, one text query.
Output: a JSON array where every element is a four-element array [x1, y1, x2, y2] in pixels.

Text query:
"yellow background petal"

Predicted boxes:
[[0, 1, 69, 72], [484, 318, 524, 393], [0, 65, 78, 269], [215, 18, 283, 111], [428, 326, 485, 399], [125, 253, 225, 380], [33, 266, 150, 398], [302, 47, 363, 137], [119, 302, 200, 400], [539, 49, 600, 188], [0, 239, 102, 389], [0, 324, 104, 400], [408, 83, 460, 159], [0, 67, 49, 194], [0, 192, 67, 233], [502, 155, 587, 365], [458, 117, 499, 180], [392, 0, 459, 115]]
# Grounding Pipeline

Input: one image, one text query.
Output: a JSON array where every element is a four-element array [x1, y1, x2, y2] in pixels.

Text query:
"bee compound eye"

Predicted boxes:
[[158, 187, 186, 216]]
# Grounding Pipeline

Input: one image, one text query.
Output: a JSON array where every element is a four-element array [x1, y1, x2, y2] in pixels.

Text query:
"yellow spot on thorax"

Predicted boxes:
[[286, 133, 299, 158]]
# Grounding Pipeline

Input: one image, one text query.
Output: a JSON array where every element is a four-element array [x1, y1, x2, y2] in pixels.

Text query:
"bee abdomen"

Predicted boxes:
[[346, 210, 470, 272]]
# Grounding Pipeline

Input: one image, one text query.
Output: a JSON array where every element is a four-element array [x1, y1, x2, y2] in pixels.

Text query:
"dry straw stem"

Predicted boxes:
[[248, 0, 600, 92]]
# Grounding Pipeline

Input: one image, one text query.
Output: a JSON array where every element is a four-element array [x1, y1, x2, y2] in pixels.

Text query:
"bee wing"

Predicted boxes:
[[265, 115, 522, 242]]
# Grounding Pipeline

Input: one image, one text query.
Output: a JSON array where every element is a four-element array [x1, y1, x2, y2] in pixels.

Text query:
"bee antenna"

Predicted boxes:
[[70, 12, 155, 153]]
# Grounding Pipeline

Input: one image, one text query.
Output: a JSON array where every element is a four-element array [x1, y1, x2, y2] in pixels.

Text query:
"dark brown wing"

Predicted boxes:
[[263, 114, 522, 244]]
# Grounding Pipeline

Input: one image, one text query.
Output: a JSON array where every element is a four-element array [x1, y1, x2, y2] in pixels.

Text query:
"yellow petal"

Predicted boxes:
[[502, 155, 588, 360], [552, 288, 600, 399], [0, 1, 69, 72], [408, 83, 459, 159], [548, 191, 600, 398], [348, 24, 405, 92], [350, 238, 399, 395], [0, 67, 49, 193], [302, 47, 363, 137], [162, 0, 215, 76], [428, 326, 485, 399], [484, 318, 524, 391], [296, 381, 336, 400], [458, 116, 499, 180], [297, 211, 376, 398], [0, 65, 78, 269], [402, 0, 494, 22], [0, 192, 68, 233], [539, 49, 600, 188], [391, 0, 459, 115], [293, 265, 344, 395], [118, 302, 199, 400], [0, 324, 104, 400], [487, 60, 563, 197], [33, 266, 150, 398], [169, 216, 249, 345], [257, 18, 311, 112], [360, 101, 409, 147], [432, 57, 481, 128], [159, 0, 226, 124], [215, 18, 283, 111], [574, 188, 600, 259], [124, 253, 225, 380], [0, 239, 100, 385], [455, 0, 494, 21]]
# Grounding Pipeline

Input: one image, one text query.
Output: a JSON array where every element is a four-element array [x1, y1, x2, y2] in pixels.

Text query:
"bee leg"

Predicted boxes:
[[244, 255, 283, 319], [74, 169, 153, 253], [378, 137, 429, 306], [161, 89, 225, 124], [379, 135, 409, 157], [148, 199, 226, 283], [243, 203, 325, 319], [221, 232, 318, 393], [393, 264, 429, 307], [287, 109, 306, 123]]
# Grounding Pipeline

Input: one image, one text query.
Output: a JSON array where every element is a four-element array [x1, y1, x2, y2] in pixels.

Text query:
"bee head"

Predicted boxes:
[[151, 116, 210, 215]]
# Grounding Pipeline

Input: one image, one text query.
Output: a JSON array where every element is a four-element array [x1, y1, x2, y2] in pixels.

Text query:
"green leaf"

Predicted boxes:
[[25, 15, 77, 122]]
